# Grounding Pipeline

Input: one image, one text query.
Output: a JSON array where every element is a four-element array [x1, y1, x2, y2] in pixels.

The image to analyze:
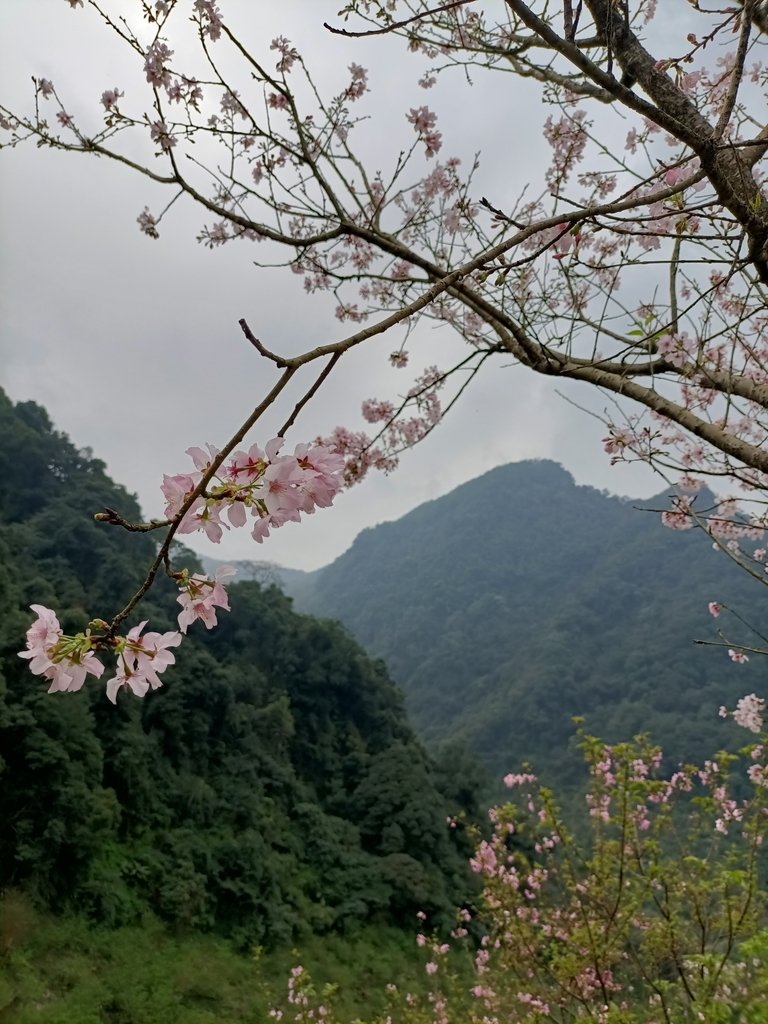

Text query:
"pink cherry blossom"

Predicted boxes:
[[186, 443, 220, 472], [503, 772, 537, 788], [661, 495, 695, 530], [270, 36, 298, 74], [150, 120, 175, 151], [193, 0, 223, 41], [107, 621, 182, 702], [470, 840, 497, 874], [177, 565, 235, 632], [226, 443, 267, 483], [345, 64, 368, 101], [178, 500, 225, 543], [43, 651, 105, 694], [106, 661, 150, 703], [407, 106, 437, 134], [18, 605, 104, 693], [161, 472, 200, 517], [708, 601, 721, 617], [23, 603, 62, 652], [144, 39, 173, 89], [259, 458, 306, 516], [733, 693, 764, 732], [423, 131, 442, 159], [137, 207, 159, 238], [101, 88, 123, 111]]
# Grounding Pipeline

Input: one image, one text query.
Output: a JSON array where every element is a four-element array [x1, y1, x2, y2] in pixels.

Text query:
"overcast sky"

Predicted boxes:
[[0, 0, 664, 572]]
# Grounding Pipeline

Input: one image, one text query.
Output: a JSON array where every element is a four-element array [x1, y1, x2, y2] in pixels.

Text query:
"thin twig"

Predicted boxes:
[[324, 0, 474, 38], [278, 352, 342, 436], [107, 363, 297, 635], [239, 318, 287, 365], [94, 507, 171, 532]]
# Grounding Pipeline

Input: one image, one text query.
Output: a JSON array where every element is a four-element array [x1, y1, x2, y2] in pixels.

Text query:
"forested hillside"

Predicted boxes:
[[0, 389, 476, 945], [286, 460, 765, 784]]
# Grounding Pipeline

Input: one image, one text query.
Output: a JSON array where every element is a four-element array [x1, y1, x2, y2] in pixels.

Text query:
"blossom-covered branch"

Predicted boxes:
[[17, 329, 347, 702]]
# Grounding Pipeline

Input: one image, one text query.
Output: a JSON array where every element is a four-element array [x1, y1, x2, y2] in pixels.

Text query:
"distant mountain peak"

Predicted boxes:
[[281, 457, 761, 785]]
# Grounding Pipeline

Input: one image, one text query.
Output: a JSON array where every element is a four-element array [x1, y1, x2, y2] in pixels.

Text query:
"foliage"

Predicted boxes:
[[0, 895, 440, 1024], [0, 388, 477, 943]]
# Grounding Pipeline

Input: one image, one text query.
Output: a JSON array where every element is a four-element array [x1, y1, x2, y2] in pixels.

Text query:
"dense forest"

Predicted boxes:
[[279, 460, 765, 785], [0, 388, 478, 947]]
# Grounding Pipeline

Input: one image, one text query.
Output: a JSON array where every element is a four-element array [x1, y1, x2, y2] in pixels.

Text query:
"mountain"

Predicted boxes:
[[199, 555, 314, 598], [0, 390, 477, 944], [281, 460, 764, 785]]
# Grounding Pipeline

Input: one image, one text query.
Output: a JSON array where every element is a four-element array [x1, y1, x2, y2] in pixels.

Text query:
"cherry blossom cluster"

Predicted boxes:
[[465, 731, 768, 1019], [721, 693, 765, 734], [18, 604, 181, 703], [318, 367, 446, 485], [176, 564, 235, 633], [406, 104, 442, 158], [162, 438, 344, 544], [18, 563, 243, 702], [18, 430, 345, 700]]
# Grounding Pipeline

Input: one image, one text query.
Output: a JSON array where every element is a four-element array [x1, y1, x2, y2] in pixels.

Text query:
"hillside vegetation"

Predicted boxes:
[[286, 460, 765, 783]]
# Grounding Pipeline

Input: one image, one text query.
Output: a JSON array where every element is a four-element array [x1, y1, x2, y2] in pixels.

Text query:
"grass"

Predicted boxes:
[[0, 893, 455, 1024]]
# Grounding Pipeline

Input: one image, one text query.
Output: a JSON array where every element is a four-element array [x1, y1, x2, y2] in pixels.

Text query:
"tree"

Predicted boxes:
[[5, 0, 768, 673], [268, 729, 768, 1023]]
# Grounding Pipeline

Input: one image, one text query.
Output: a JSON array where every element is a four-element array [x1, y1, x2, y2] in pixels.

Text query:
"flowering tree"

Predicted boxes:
[[7, 0, 768, 690], [268, 723, 768, 1023]]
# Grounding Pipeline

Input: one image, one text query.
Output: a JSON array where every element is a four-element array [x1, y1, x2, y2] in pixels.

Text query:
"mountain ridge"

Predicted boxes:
[[220, 459, 763, 785]]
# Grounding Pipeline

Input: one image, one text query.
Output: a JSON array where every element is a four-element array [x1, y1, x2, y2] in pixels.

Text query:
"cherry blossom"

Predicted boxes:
[[270, 36, 298, 74], [345, 64, 368, 102], [136, 208, 158, 239], [732, 693, 765, 732], [12, 0, 768, 726], [162, 438, 344, 546], [18, 605, 104, 694], [143, 39, 173, 89], [100, 88, 122, 111], [150, 120, 175, 151], [177, 565, 235, 633], [193, 0, 223, 41], [106, 622, 182, 703]]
